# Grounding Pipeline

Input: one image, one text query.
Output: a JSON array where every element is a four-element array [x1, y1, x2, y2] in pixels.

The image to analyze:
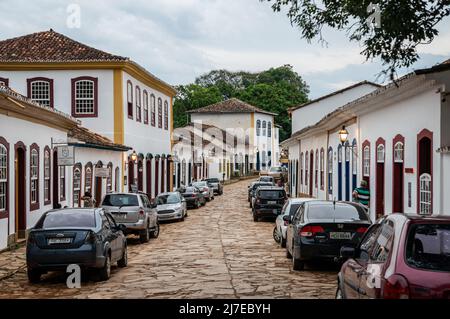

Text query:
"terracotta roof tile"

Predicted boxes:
[[68, 126, 131, 152], [187, 98, 277, 116], [0, 29, 128, 62]]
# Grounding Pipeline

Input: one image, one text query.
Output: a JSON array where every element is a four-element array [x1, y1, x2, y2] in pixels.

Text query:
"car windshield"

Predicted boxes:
[[270, 167, 282, 172], [252, 183, 272, 190], [193, 182, 207, 187], [405, 223, 450, 272], [102, 194, 139, 207], [259, 177, 273, 182], [206, 178, 219, 183], [156, 193, 180, 205], [307, 203, 369, 222], [258, 190, 285, 199], [35, 210, 96, 229]]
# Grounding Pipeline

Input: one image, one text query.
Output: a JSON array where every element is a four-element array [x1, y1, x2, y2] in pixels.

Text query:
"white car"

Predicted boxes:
[[273, 198, 315, 248]]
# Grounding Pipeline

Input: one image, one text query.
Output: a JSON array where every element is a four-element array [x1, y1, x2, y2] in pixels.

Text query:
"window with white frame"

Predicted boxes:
[[394, 142, 404, 163], [328, 147, 333, 194], [305, 152, 309, 186], [164, 101, 169, 130], [44, 149, 50, 203], [300, 153, 304, 185], [150, 94, 156, 126], [256, 120, 261, 136], [419, 173, 432, 215], [268, 122, 272, 137], [377, 144, 385, 163], [59, 166, 65, 200], [320, 148, 324, 190], [73, 166, 81, 207], [30, 149, 39, 204], [115, 167, 120, 192], [30, 80, 52, 107], [107, 163, 113, 193], [85, 165, 92, 194], [0, 144, 7, 212], [352, 140, 357, 175], [158, 98, 163, 128], [262, 121, 267, 136], [74, 79, 96, 115], [315, 150, 319, 188], [363, 146, 370, 177], [143, 91, 149, 124], [136, 87, 142, 122]]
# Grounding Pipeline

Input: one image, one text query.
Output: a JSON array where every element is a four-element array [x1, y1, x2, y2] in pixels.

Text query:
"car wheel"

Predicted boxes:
[[292, 255, 304, 271], [150, 223, 160, 238], [249, 201, 252, 208], [335, 286, 344, 299], [180, 215, 185, 222], [27, 268, 41, 283], [139, 223, 150, 243], [117, 245, 128, 268], [98, 254, 111, 281], [286, 246, 292, 259], [185, 210, 188, 218], [280, 237, 287, 248], [273, 227, 281, 243], [253, 213, 258, 222]]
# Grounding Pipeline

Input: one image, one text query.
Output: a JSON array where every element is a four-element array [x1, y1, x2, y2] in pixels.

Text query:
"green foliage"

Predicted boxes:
[[262, 0, 450, 78], [173, 65, 309, 141]]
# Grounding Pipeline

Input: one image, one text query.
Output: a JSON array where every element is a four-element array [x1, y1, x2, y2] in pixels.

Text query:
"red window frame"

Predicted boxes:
[[27, 77, 54, 108], [392, 134, 405, 213], [71, 76, 98, 118], [362, 140, 371, 186], [127, 80, 133, 119], [417, 129, 433, 215], [84, 162, 93, 195]]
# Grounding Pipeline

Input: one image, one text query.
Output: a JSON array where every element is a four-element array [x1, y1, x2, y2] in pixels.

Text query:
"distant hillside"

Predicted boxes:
[[173, 65, 309, 142]]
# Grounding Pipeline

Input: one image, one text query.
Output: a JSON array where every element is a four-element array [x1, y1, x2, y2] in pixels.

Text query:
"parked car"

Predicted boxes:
[[258, 176, 274, 184], [192, 181, 214, 201], [204, 178, 224, 195], [155, 192, 187, 222], [274, 198, 316, 248], [180, 186, 206, 209], [101, 192, 159, 243], [260, 166, 287, 183], [252, 186, 287, 222], [336, 214, 450, 299], [285, 201, 371, 270], [26, 208, 128, 283], [248, 181, 274, 207]]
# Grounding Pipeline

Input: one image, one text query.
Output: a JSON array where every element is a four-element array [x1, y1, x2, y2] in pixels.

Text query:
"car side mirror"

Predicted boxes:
[[282, 215, 291, 224], [340, 245, 356, 260]]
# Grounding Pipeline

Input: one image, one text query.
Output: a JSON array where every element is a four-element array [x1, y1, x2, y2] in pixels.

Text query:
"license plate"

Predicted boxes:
[[329, 232, 352, 240], [48, 238, 72, 245], [268, 201, 277, 204], [113, 212, 127, 219]]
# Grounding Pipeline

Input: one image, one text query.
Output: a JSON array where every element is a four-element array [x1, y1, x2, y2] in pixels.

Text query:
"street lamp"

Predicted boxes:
[[338, 126, 349, 145], [130, 150, 138, 162]]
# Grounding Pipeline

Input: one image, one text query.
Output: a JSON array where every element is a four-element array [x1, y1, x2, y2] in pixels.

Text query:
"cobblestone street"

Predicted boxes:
[[0, 179, 338, 299]]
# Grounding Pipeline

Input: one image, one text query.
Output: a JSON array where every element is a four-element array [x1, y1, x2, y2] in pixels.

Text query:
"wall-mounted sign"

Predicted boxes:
[[405, 168, 414, 174], [95, 167, 110, 178], [57, 146, 75, 166]]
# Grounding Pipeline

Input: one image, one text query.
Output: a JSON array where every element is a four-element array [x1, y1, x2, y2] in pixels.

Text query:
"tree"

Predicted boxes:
[[173, 65, 309, 141], [262, 0, 450, 78]]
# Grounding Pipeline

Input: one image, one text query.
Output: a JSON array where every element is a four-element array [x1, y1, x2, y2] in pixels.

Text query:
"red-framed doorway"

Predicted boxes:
[[375, 138, 385, 219], [14, 142, 26, 239], [392, 135, 405, 213]]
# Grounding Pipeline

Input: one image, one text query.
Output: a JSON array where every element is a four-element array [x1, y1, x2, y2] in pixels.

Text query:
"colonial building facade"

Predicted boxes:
[[283, 60, 450, 221], [0, 30, 177, 203], [0, 87, 129, 250], [187, 98, 280, 175]]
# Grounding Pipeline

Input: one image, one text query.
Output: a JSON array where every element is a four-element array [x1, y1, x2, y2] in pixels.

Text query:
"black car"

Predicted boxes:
[[204, 178, 223, 195], [26, 208, 128, 283], [252, 186, 287, 222], [248, 181, 274, 207], [285, 201, 371, 270], [180, 186, 206, 209]]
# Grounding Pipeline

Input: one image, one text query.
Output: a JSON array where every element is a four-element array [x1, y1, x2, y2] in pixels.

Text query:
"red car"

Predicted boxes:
[[336, 213, 450, 299]]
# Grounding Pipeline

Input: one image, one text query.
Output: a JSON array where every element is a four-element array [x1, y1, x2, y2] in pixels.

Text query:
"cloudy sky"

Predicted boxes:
[[1, 0, 449, 98]]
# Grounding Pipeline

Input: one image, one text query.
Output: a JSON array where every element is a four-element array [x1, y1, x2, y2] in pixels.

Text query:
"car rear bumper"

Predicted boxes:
[[118, 219, 146, 232], [294, 241, 353, 261], [254, 207, 282, 219], [27, 244, 105, 270]]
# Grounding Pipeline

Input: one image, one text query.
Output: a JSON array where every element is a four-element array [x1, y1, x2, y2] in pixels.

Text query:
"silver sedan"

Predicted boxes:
[[155, 192, 188, 222]]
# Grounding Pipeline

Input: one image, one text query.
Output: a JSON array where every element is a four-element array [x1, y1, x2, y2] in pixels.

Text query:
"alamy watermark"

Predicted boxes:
[[66, 4, 81, 29], [366, 2, 382, 30]]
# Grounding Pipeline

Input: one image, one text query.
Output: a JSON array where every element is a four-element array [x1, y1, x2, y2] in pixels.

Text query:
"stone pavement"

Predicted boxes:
[[0, 179, 338, 299]]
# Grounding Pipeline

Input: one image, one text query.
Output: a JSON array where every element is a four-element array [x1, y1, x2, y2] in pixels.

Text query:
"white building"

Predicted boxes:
[[0, 29, 177, 201], [282, 60, 450, 220], [187, 98, 280, 173], [0, 87, 129, 250]]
